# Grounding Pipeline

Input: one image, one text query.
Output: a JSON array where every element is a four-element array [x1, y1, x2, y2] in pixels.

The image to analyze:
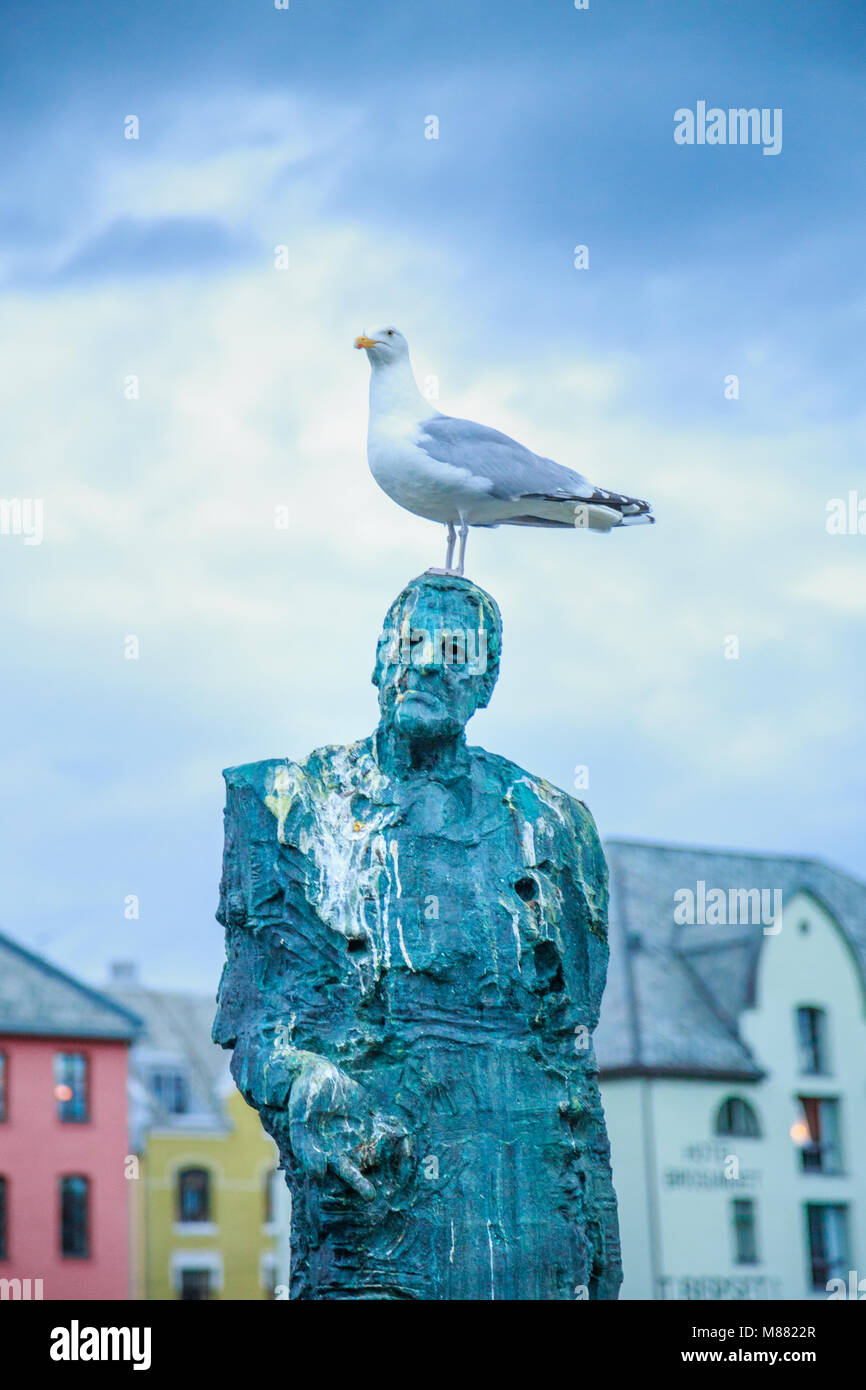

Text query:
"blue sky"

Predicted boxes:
[[1, 0, 864, 989]]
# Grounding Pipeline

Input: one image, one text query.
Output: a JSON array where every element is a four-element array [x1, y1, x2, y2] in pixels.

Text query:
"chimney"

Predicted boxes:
[[109, 960, 139, 986]]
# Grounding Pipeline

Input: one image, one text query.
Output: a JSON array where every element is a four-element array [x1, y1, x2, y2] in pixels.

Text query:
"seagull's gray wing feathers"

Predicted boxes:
[[417, 415, 594, 502]]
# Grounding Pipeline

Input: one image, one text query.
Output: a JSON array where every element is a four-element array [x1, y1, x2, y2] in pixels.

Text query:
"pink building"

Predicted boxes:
[[0, 930, 141, 1300]]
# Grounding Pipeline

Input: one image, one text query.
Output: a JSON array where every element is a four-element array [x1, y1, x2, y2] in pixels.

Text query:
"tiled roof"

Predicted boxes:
[[596, 840, 866, 1080], [0, 928, 142, 1041]]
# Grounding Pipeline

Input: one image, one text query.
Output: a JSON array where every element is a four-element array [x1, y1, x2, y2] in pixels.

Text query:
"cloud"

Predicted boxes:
[[795, 561, 866, 613]]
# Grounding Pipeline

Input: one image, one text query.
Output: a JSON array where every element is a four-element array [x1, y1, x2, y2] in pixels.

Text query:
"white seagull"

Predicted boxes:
[[355, 325, 654, 576]]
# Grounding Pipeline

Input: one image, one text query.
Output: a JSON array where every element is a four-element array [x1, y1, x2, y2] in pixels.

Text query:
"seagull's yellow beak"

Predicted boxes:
[[354, 335, 378, 349]]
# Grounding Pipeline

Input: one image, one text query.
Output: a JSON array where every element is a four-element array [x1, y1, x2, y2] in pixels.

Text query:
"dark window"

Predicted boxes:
[[54, 1053, 89, 1123], [149, 1070, 189, 1115], [0, 1177, 7, 1259], [0, 1053, 7, 1121], [714, 1096, 761, 1138], [60, 1176, 89, 1258], [264, 1169, 279, 1226], [180, 1268, 212, 1300], [732, 1199, 758, 1265], [797, 1097, 843, 1174], [796, 1007, 829, 1075], [177, 1168, 211, 1224], [806, 1204, 849, 1290]]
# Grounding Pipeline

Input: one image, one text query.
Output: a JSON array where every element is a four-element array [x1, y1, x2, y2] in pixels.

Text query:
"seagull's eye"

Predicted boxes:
[[386, 329, 394, 337]]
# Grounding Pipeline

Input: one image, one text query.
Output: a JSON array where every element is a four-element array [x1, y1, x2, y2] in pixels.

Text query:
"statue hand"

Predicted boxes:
[[230, 1032, 298, 1111], [287, 1057, 405, 1203]]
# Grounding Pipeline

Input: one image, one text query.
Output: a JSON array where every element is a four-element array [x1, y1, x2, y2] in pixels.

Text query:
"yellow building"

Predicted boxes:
[[136, 1087, 290, 1300], [105, 964, 291, 1300]]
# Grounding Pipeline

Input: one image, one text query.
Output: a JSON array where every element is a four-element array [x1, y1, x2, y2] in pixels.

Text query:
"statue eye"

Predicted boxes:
[[440, 636, 462, 664]]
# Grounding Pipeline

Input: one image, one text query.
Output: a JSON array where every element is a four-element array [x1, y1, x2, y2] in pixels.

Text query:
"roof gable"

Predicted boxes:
[[0, 929, 142, 1040], [597, 840, 866, 1079]]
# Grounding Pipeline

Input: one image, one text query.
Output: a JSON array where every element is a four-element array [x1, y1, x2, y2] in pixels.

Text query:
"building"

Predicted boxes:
[[597, 840, 866, 1301], [0, 929, 141, 1299], [104, 964, 290, 1300]]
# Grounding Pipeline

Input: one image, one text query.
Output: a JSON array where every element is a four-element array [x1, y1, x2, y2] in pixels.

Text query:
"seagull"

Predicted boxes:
[[355, 325, 654, 576]]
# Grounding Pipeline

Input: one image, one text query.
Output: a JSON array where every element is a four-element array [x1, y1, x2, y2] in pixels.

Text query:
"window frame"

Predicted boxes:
[[731, 1197, 759, 1266], [176, 1167, 212, 1225], [797, 1096, 844, 1175], [796, 1006, 830, 1076], [59, 1174, 90, 1259], [805, 1203, 850, 1291], [54, 1052, 90, 1124], [179, 1267, 212, 1301], [714, 1095, 761, 1139], [0, 1175, 8, 1260], [149, 1068, 190, 1115]]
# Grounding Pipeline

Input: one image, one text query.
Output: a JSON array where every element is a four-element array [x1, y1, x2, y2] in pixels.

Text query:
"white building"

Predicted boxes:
[[597, 840, 866, 1301]]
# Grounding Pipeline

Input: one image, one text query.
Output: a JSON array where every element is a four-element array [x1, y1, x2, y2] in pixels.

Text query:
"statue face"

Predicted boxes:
[[376, 588, 497, 742]]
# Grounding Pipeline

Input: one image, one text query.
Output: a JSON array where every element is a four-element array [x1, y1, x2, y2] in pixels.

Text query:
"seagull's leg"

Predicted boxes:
[[444, 522, 456, 572], [456, 520, 469, 576]]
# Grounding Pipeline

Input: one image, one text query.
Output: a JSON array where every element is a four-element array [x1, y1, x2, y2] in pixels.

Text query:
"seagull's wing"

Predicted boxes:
[[416, 415, 594, 501], [416, 415, 654, 527]]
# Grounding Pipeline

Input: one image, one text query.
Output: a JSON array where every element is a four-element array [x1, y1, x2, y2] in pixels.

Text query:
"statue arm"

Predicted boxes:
[[213, 768, 403, 1200]]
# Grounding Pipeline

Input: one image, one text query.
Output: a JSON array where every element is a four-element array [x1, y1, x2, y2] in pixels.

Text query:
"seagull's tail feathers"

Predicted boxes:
[[501, 487, 655, 532]]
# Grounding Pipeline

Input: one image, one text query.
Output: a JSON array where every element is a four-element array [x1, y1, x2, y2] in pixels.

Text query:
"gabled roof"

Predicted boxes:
[[0, 928, 142, 1041], [596, 839, 866, 1081], [103, 982, 230, 1125]]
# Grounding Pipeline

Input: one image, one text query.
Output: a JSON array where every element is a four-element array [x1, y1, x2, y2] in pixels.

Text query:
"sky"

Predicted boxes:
[[0, 0, 864, 991]]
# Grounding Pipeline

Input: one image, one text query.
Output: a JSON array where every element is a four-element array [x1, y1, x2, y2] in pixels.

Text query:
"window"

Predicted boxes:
[[60, 1176, 89, 1258], [731, 1199, 758, 1264], [796, 1097, 843, 1174], [714, 1096, 761, 1138], [796, 1007, 829, 1075], [179, 1268, 212, 1300], [54, 1053, 89, 1123], [806, 1204, 850, 1290], [0, 1177, 7, 1259], [149, 1069, 189, 1115], [0, 1053, 7, 1121], [177, 1168, 211, 1224]]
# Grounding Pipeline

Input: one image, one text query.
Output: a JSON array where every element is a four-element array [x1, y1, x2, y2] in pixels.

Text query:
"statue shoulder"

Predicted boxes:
[[469, 747, 601, 842], [222, 738, 380, 829]]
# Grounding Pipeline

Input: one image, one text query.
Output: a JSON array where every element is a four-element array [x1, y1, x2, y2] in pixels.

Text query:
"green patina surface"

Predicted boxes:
[[213, 572, 622, 1299]]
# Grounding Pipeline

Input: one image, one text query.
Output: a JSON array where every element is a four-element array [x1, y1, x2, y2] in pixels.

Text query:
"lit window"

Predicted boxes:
[[731, 1199, 758, 1265], [806, 1204, 849, 1290], [714, 1096, 761, 1138], [177, 1168, 211, 1224], [796, 1007, 829, 1075], [54, 1053, 89, 1123], [0, 1176, 7, 1259], [796, 1097, 843, 1174], [60, 1176, 89, 1258]]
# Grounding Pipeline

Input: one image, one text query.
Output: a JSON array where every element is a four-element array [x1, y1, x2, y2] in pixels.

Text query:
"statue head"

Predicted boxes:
[[373, 573, 503, 742]]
